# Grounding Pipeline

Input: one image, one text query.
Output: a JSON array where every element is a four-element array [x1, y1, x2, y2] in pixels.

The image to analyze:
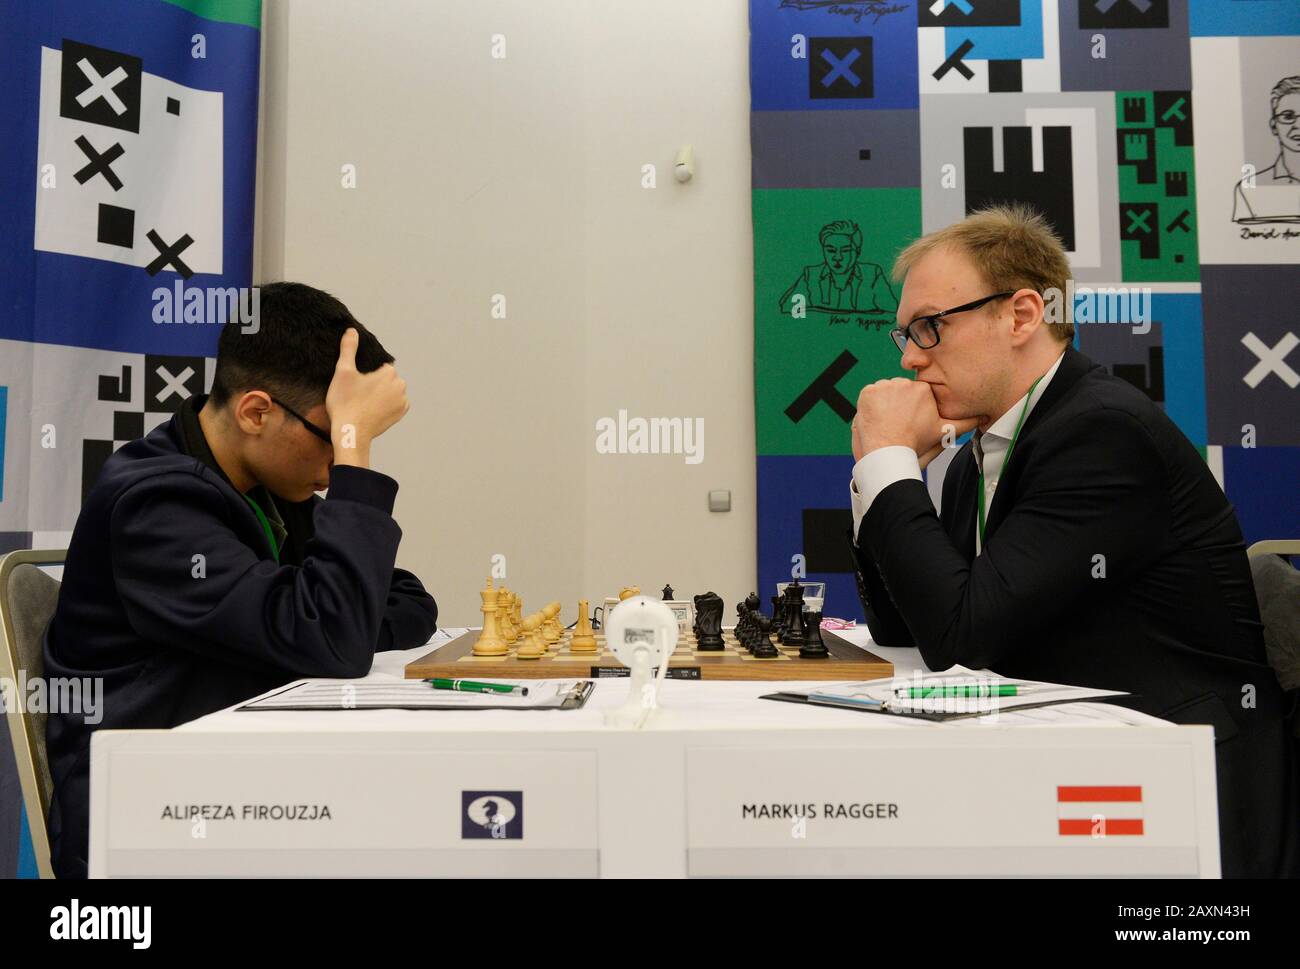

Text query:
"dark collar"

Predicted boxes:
[[942, 346, 1098, 554], [177, 394, 231, 485], [179, 394, 292, 550], [1016, 345, 1098, 442]]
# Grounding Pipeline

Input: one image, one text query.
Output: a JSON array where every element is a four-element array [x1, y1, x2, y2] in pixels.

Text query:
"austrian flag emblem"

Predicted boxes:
[[1057, 785, 1144, 837]]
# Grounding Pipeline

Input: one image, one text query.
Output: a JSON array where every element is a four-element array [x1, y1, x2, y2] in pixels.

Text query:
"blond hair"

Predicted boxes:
[[893, 204, 1073, 342]]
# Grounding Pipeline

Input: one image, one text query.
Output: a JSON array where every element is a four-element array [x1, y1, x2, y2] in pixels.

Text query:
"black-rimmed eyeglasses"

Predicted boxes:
[[889, 291, 1015, 353], [270, 397, 332, 443]]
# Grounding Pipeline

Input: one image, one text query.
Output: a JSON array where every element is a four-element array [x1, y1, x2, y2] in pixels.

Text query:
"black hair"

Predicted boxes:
[[209, 282, 394, 411]]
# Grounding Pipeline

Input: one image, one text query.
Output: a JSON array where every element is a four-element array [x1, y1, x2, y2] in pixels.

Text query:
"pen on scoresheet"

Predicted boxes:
[[425, 678, 529, 696], [895, 683, 1039, 699]]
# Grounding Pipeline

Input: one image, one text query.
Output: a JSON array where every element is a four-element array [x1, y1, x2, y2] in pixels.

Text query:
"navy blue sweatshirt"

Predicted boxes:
[[43, 395, 438, 878]]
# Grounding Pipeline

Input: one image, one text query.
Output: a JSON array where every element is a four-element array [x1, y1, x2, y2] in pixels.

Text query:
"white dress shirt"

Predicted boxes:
[[850, 351, 1067, 555]]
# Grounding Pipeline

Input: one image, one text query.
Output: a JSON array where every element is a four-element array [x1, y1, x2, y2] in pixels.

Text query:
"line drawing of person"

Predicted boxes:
[[1232, 75, 1300, 225], [778, 219, 898, 315]]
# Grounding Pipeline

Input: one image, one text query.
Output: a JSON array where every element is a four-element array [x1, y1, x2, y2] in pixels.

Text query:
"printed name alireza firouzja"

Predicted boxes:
[[160, 803, 333, 820]]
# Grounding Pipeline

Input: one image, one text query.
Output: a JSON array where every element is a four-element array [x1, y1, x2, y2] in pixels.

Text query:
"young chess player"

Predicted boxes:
[[848, 206, 1298, 878], [43, 282, 438, 878]]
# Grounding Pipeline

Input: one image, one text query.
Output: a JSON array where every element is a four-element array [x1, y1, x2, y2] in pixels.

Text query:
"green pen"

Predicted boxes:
[[425, 678, 529, 697], [896, 684, 1032, 698]]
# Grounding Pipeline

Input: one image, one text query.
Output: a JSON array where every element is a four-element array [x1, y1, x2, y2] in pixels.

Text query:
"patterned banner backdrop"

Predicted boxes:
[[750, 0, 1300, 621], [0, 0, 262, 877]]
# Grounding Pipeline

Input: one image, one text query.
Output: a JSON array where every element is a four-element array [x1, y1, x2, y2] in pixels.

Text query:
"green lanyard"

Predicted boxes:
[[243, 493, 281, 563], [977, 374, 1044, 546]]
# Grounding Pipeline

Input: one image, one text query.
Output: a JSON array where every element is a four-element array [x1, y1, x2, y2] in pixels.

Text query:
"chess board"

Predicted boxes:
[[404, 628, 892, 682]]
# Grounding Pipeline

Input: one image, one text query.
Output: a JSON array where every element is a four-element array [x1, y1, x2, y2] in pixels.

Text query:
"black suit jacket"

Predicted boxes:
[[851, 347, 1299, 878]]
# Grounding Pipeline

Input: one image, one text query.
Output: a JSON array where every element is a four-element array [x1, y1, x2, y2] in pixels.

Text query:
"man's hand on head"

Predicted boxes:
[[325, 328, 410, 468], [852, 378, 981, 470]]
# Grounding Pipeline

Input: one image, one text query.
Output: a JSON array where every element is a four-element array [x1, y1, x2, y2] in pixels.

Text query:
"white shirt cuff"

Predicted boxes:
[[849, 446, 923, 540]]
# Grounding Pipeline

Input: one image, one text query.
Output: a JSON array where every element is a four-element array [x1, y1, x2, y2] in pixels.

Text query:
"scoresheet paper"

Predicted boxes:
[[807, 672, 1128, 719], [236, 679, 590, 712]]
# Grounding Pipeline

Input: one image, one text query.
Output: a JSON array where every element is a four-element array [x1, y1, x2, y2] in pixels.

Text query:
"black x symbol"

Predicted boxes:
[[1165, 209, 1191, 234], [1125, 208, 1152, 234], [145, 229, 195, 278], [73, 135, 125, 191], [934, 39, 975, 82]]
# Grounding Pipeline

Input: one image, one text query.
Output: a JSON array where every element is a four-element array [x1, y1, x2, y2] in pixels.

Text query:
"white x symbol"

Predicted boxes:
[[75, 58, 129, 115], [1241, 331, 1299, 389], [154, 365, 195, 403]]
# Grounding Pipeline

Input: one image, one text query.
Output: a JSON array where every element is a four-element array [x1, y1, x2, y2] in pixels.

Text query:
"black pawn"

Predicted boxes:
[[799, 610, 829, 659], [753, 615, 779, 659], [662, 584, 674, 600]]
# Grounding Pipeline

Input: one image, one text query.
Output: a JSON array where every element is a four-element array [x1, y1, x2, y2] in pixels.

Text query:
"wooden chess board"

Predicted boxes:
[[404, 628, 892, 682]]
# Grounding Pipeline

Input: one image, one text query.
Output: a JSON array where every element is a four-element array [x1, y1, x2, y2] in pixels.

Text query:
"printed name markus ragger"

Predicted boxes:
[[742, 803, 899, 820], [160, 804, 332, 820]]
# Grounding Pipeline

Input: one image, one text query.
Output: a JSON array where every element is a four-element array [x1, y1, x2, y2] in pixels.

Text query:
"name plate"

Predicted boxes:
[[95, 737, 598, 877], [685, 743, 1204, 877]]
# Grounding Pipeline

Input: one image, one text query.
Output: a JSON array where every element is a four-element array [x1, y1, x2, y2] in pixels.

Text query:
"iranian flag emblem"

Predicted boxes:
[[1057, 786, 1144, 836]]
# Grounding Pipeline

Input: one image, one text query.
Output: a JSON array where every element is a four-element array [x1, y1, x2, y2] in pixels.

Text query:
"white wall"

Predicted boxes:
[[256, 0, 756, 626]]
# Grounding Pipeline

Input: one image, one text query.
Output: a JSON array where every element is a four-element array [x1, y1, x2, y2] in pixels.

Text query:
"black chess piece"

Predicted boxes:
[[799, 610, 829, 659], [784, 579, 802, 617], [753, 615, 779, 659], [740, 602, 761, 653], [784, 583, 806, 650], [695, 592, 725, 651], [662, 584, 674, 600], [735, 603, 752, 651], [770, 594, 785, 641], [775, 588, 792, 643], [780, 579, 805, 643]]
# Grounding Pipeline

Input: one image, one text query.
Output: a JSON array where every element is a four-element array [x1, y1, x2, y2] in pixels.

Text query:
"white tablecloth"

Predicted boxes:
[[181, 626, 1170, 734]]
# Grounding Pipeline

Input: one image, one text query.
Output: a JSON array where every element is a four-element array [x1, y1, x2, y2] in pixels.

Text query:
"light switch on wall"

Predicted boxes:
[[708, 489, 731, 512]]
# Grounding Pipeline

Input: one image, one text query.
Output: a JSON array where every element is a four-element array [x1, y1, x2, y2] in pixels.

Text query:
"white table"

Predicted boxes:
[[89, 629, 1221, 877]]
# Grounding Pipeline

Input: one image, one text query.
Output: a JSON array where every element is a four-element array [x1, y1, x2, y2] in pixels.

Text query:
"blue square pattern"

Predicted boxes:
[[749, 0, 919, 110], [1189, 0, 1300, 36], [758, 454, 866, 622], [1222, 447, 1300, 546], [945, 0, 1044, 60], [1073, 293, 1207, 447]]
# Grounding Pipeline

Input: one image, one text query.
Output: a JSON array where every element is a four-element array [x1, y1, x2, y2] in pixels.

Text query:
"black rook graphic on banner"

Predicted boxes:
[[964, 125, 1076, 251]]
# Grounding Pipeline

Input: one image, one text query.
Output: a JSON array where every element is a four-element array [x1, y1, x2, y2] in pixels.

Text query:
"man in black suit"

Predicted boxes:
[[848, 205, 1298, 878]]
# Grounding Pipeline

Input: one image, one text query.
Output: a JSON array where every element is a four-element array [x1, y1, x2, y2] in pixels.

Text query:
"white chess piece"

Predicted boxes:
[[602, 595, 678, 729]]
